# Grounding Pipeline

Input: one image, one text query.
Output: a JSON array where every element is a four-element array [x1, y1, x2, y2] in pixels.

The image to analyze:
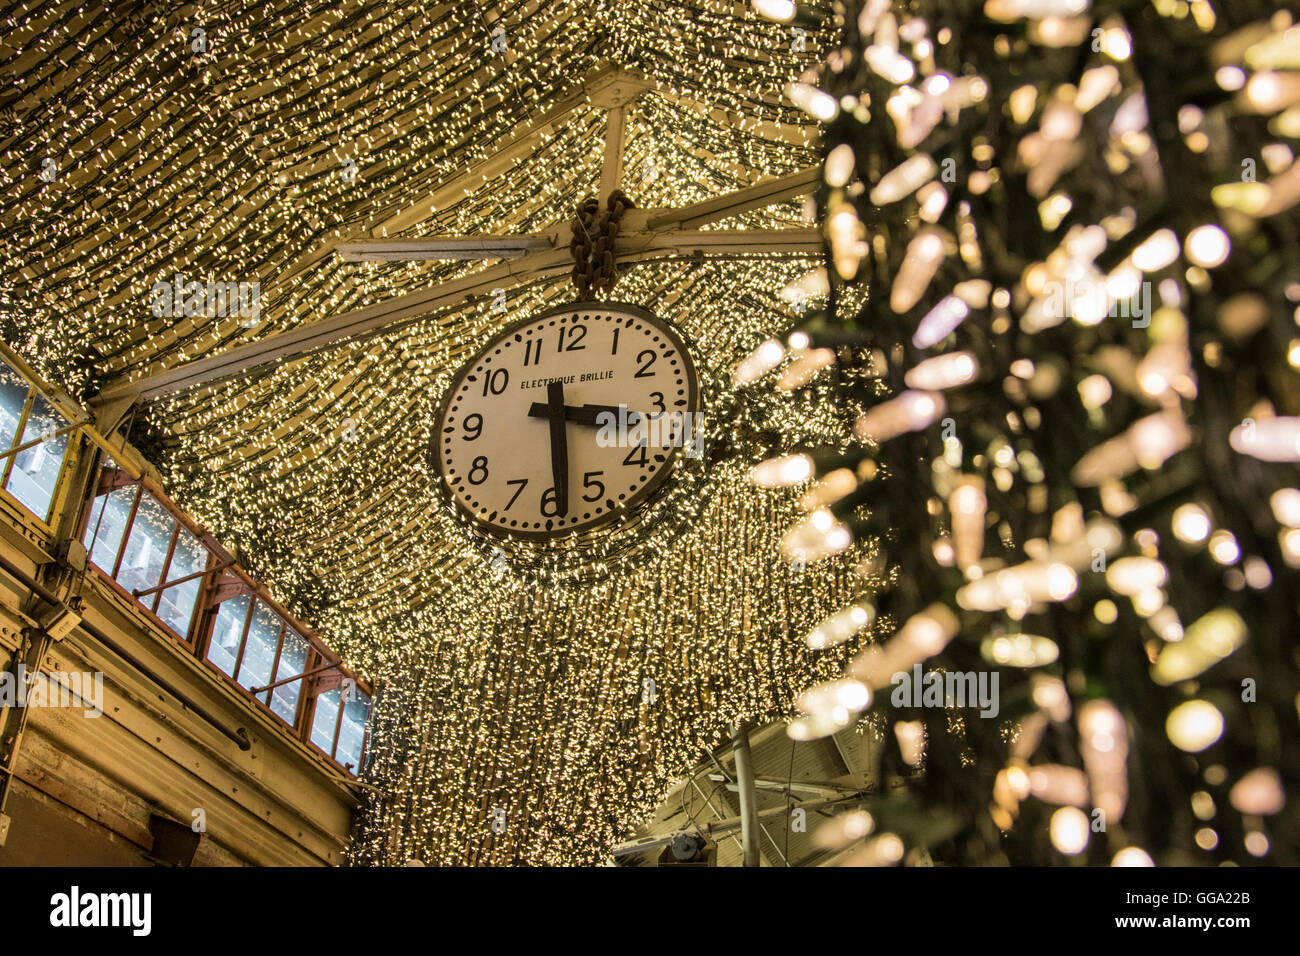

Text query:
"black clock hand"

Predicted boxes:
[[545, 381, 569, 518], [570, 403, 645, 428], [527, 402, 644, 428]]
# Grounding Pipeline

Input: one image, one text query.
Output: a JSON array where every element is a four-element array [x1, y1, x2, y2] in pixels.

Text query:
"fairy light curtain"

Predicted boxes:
[[755, 0, 1300, 865], [0, 1, 883, 862]]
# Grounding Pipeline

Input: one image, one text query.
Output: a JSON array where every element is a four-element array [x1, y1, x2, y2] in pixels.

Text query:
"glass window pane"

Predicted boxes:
[[0, 366, 27, 451], [115, 493, 174, 597], [334, 692, 371, 771], [83, 485, 136, 572], [310, 688, 341, 754], [236, 601, 280, 694], [207, 594, 250, 677], [6, 394, 68, 520], [155, 525, 206, 638], [268, 630, 309, 723]]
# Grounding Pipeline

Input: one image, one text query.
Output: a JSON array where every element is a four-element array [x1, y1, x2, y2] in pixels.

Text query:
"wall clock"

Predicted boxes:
[[433, 302, 702, 540]]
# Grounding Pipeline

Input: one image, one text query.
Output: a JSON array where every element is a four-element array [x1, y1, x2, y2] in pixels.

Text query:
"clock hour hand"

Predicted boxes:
[[544, 381, 569, 518], [527, 402, 644, 428]]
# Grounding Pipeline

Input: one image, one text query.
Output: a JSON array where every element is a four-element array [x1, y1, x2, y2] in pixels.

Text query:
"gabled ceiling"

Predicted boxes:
[[2, 0, 831, 642], [1, 0, 865, 863]]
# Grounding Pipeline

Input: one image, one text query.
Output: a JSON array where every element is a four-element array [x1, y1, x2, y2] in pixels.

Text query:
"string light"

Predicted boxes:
[[759, 0, 1300, 868], [1, 0, 869, 866], [6, 0, 1299, 868]]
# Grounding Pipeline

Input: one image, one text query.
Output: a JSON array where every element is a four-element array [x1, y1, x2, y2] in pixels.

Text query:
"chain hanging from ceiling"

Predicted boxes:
[[570, 190, 634, 298]]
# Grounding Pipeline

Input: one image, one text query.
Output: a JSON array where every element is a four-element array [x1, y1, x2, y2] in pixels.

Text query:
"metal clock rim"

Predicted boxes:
[[431, 299, 703, 543]]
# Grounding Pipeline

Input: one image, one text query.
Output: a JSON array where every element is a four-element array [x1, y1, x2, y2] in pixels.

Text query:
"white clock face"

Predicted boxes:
[[435, 303, 700, 539]]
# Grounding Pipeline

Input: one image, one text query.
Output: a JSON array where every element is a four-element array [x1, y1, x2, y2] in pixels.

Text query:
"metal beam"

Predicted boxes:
[[91, 393, 137, 438], [131, 561, 233, 600], [627, 227, 821, 256], [831, 728, 872, 790], [95, 248, 575, 402], [706, 773, 862, 798], [336, 236, 554, 261], [268, 66, 653, 282], [0, 630, 52, 823], [96, 229, 820, 401], [369, 65, 651, 238], [611, 794, 862, 860], [337, 228, 822, 262], [651, 86, 819, 149], [0, 423, 81, 464], [647, 166, 820, 230], [689, 777, 747, 860], [705, 794, 859, 839], [731, 721, 760, 867], [599, 104, 627, 204]]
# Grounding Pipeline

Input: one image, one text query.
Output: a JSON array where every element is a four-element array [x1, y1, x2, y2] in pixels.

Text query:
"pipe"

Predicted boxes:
[[0, 552, 251, 751], [131, 560, 232, 599], [0, 423, 81, 463], [731, 720, 760, 867], [248, 658, 339, 695]]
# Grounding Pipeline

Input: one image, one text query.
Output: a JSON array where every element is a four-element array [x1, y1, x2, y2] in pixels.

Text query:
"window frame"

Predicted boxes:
[[82, 477, 208, 648], [0, 357, 373, 775], [303, 665, 372, 773], [0, 374, 75, 527], [78, 458, 373, 774]]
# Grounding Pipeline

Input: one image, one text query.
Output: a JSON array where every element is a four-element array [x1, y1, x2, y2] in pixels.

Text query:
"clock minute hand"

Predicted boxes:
[[570, 403, 646, 428], [526, 402, 644, 428], [544, 381, 569, 518]]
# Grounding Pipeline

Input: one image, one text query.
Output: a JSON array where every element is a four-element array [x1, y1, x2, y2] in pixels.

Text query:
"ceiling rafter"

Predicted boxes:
[[96, 105, 819, 402]]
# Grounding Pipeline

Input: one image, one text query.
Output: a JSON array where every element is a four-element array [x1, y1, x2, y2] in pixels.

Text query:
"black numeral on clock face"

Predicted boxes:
[[482, 368, 509, 396], [540, 486, 562, 517], [582, 471, 605, 501], [622, 444, 648, 467], [635, 349, 656, 378], [523, 339, 541, 366], [468, 456, 489, 484], [505, 478, 528, 509], [559, 324, 587, 352], [463, 413, 483, 441]]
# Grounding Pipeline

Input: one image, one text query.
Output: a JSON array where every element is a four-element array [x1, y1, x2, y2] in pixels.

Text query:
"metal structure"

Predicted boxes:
[[614, 722, 879, 867], [94, 66, 820, 406], [731, 721, 760, 867]]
